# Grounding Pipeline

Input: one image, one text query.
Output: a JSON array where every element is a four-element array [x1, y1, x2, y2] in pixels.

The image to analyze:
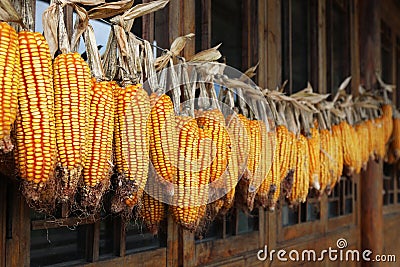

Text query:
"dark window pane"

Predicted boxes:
[[328, 200, 339, 218], [211, 0, 242, 69], [327, 0, 350, 94], [291, 0, 309, 92], [381, 21, 392, 83], [125, 222, 162, 254], [99, 217, 115, 257], [196, 220, 222, 242], [30, 226, 87, 267], [238, 209, 258, 234], [307, 202, 320, 221], [300, 202, 307, 223], [282, 204, 299, 226], [344, 198, 353, 215]]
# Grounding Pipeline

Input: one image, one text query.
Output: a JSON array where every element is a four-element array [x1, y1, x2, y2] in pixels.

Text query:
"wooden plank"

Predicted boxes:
[[201, 0, 211, 49], [181, 228, 195, 267], [266, 0, 282, 90], [83, 247, 167, 267], [257, 0, 266, 87], [195, 232, 259, 266], [142, 0, 155, 42], [167, 215, 179, 267], [86, 222, 100, 262], [182, 0, 195, 58], [317, 0, 327, 94], [168, 0, 182, 45], [31, 215, 99, 230], [350, 0, 361, 96]]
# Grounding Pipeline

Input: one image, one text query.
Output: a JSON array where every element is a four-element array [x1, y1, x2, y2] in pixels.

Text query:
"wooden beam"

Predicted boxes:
[[168, 0, 182, 45], [182, 0, 195, 58], [266, 0, 282, 90], [142, 0, 155, 42], [181, 227, 195, 267], [317, 0, 327, 94], [350, 0, 361, 96], [257, 0, 266, 87], [201, 0, 211, 50], [167, 215, 179, 267]]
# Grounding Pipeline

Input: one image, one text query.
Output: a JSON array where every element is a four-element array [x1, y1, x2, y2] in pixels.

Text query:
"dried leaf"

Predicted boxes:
[[84, 24, 104, 79], [170, 33, 195, 55], [338, 76, 352, 91], [70, 4, 89, 51], [63, 0, 105, 5], [188, 44, 222, 62], [242, 62, 259, 80], [88, 0, 133, 20], [123, 0, 169, 21], [42, 4, 59, 57], [0, 0, 22, 24], [114, 25, 128, 57]]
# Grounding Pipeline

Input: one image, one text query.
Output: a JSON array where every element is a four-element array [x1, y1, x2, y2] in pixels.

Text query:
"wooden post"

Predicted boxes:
[[359, 1, 383, 265]]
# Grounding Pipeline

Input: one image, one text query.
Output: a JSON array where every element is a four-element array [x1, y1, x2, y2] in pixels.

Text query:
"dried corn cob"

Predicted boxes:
[[308, 126, 321, 190], [290, 134, 309, 203], [366, 119, 375, 158], [196, 109, 231, 191], [171, 116, 200, 231], [374, 117, 386, 159], [391, 118, 400, 159], [331, 124, 344, 188], [0, 22, 19, 153], [16, 31, 56, 202], [355, 122, 369, 168], [319, 129, 331, 193], [197, 127, 212, 218], [257, 131, 277, 209], [53, 52, 92, 201], [80, 80, 114, 211], [139, 167, 166, 235], [112, 84, 151, 213], [225, 113, 250, 176], [382, 104, 393, 143], [149, 93, 178, 188]]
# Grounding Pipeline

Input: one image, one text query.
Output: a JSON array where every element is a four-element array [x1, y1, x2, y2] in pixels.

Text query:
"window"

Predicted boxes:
[[282, 189, 320, 226], [30, 204, 167, 266], [195, 208, 258, 242], [381, 21, 393, 84], [328, 177, 354, 218], [282, 0, 318, 94], [326, 0, 351, 95], [211, 0, 243, 70], [383, 163, 396, 206]]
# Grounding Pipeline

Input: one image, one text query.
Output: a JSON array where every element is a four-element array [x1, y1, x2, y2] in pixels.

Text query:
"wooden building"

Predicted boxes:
[[1, 0, 400, 266]]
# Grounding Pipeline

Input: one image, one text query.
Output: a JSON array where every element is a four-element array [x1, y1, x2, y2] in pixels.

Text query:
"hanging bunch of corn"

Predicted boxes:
[[0, 22, 19, 153], [382, 104, 393, 144], [319, 128, 331, 193], [112, 84, 151, 213], [374, 117, 386, 159], [15, 31, 57, 206], [53, 52, 92, 201], [80, 80, 114, 212]]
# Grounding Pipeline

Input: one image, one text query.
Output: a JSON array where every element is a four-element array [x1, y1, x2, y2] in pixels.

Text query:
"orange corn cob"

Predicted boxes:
[[171, 116, 200, 231], [0, 22, 19, 152], [53, 52, 92, 201], [197, 127, 212, 218], [290, 134, 309, 203], [149, 93, 178, 188], [112, 84, 151, 213], [139, 167, 166, 235], [391, 118, 400, 159], [81, 80, 114, 211], [308, 126, 321, 190], [319, 129, 331, 193], [196, 109, 231, 190], [16, 31, 56, 201], [331, 124, 344, 188]]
